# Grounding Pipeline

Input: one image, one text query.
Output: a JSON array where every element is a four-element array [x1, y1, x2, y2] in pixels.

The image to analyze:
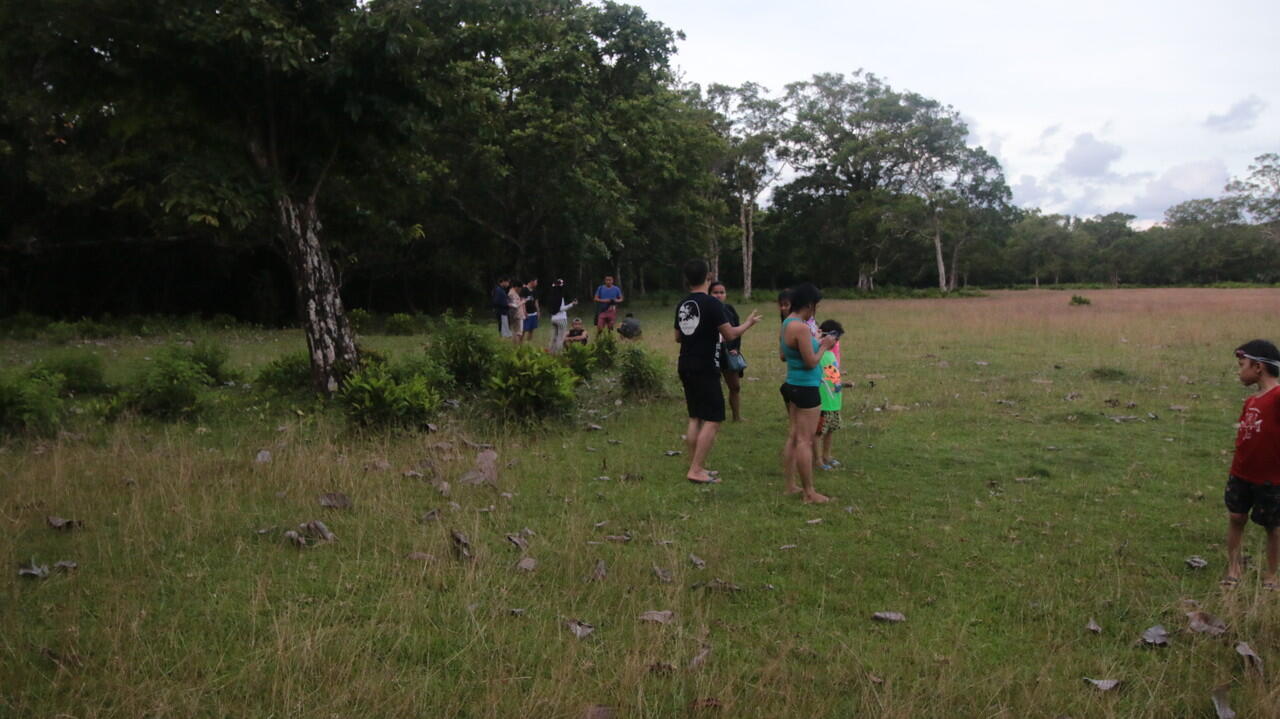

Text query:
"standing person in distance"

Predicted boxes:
[[546, 279, 577, 354], [779, 282, 836, 503], [491, 277, 512, 337], [1222, 339, 1280, 590], [674, 259, 761, 483], [594, 275, 624, 334], [507, 279, 526, 345], [814, 319, 845, 470], [520, 278, 540, 344], [709, 281, 745, 422]]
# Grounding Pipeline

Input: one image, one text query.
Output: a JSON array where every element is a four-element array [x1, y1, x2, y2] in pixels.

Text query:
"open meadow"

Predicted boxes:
[[4, 288, 1280, 718]]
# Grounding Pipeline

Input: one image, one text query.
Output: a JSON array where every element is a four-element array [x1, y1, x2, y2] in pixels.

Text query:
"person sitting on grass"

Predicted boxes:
[[813, 319, 844, 471], [1222, 339, 1280, 591], [618, 313, 642, 339], [674, 258, 761, 484], [564, 317, 589, 345]]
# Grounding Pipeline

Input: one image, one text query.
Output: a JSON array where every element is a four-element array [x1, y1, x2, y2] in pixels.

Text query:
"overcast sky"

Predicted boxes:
[[633, 0, 1278, 225]]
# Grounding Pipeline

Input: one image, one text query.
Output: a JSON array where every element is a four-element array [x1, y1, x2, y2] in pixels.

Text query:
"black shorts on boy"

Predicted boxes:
[[680, 369, 725, 423], [1224, 475, 1280, 527]]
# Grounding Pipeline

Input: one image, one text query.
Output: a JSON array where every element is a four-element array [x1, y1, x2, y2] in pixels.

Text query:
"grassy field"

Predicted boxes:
[[3, 288, 1279, 718]]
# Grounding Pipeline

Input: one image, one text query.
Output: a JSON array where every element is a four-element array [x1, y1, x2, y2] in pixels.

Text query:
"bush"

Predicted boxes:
[[427, 313, 498, 389], [26, 351, 109, 395], [42, 321, 78, 344], [347, 308, 373, 333], [0, 373, 66, 436], [385, 312, 417, 336], [339, 364, 441, 428], [0, 312, 53, 340], [1069, 294, 1092, 306], [560, 341, 596, 381], [592, 330, 618, 369], [209, 313, 238, 329], [390, 353, 454, 391], [129, 353, 212, 419], [256, 352, 316, 395], [618, 346, 665, 397], [165, 340, 235, 384], [488, 345, 576, 419]]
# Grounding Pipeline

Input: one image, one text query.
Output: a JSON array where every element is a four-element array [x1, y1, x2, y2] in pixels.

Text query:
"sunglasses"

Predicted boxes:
[[1236, 349, 1280, 368]]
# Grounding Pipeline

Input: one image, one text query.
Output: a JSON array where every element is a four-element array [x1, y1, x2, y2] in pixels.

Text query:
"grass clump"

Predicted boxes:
[[384, 312, 417, 336], [0, 372, 66, 436], [592, 330, 618, 369], [1089, 366, 1135, 382], [389, 353, 454, 392], [560, 341, 597, 381], [1069, 294, 1092, 306], [127, 351, 212, 419], [618, 345, 664, 397], [338, 364, 440, 429], [26, 351, 109, 395], [427, 313, 498, 389], [347, 308, 373, 333], [488, 345, 575, 419], [255, 352, 315, 396]]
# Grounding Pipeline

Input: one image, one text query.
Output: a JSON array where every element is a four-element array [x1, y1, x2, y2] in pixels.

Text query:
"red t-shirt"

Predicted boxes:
[[1230, 386, 1280, 485]]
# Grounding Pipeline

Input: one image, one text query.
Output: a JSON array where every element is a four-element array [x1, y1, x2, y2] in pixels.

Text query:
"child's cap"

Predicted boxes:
[[1236, 339, 1280, 368]]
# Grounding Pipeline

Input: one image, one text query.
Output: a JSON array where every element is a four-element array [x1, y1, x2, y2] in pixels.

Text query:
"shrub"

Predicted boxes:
[[390, 353, 454, 391], [339, 364, 441, 428], [488, 345, 576, 419], [592, 330, 618, 369], [1069, 294, 1092, 306], [427, 313, 498, 389], [26, 351, 109, 395], [168, 340, 235, 384], [0, 373, 66, 436], [129, 353, 212, 419], [209, 313, 238, 329], [347, 308, 373, 333], [42, 321, 78, 344], [560, 342, 596, 381], [618, 346, 665, 397], [0, 312, 52, 340], [256, 352, 315, 395], [73, 318, 114, 339], [385, 312, 417, 336]]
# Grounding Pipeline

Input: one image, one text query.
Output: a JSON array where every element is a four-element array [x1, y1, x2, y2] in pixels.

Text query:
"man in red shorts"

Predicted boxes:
[[593, 275, 623, 332]]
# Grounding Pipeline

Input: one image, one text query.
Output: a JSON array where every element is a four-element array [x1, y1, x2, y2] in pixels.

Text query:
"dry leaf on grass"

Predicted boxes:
[[1235, 642, 1263, 673], [689, 553, 706, 569], [515, 557, 537, 572], [506, 533, 529, 552], [509, 608, 526, 616], [694, 578, 742, 593], [586, 423, 604, 431], [299, 520, 336, 542], [649, 661, 677, 674], [1211, 683, 1236, 719], [405, 551, 433, 561], [653, 566, 673, 583], [664, 450, 682, 456], [605, 534, 632, 543], [282, 530, 306, 548], [1141, 625, 1170, 646], [1170, 404, 1189, 412], [1086, 618, 1102, 634], [53, 560, 77, 572], [255, 450, 272, 463], [868, 674, 885, 685], [18, 559, 49, 578], [689, 644, 711, 669], [779, 544, 798, 550], [459, 449, 499, 486], [566, 619, 595, 639], [1185, 555, 1209, 569], [1186, 611, 1227, 636], [364, 457, 391, 472], [46, 516, 83, 531], [450, 530, 473, 560], [590, 559, 607, 582], [639, 610, 674, 624], [318, 492, 352, 510], [872, 611, 906, 623], [805, 518, 823, 525], [1084, 678, 1121, 692], [420, 509, 440, 523], [690, 698, 722, 711], [433, 480, 451, 497]]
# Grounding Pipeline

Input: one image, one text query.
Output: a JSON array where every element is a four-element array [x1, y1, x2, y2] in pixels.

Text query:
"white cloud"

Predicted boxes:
[[1056, 133, 1124, 179], [1204, 95, 1268, 133], [1120, 159, 1229, 221]]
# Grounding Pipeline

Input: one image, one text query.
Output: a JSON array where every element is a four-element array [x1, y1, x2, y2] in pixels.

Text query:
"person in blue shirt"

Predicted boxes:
[[779, 282, 836, 503], [490, 277, 511, 337], [593, 275, 624, 333]]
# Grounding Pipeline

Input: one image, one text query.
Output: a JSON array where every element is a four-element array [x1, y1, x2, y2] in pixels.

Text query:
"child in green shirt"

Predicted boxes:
[[814, 319, 844, 470]]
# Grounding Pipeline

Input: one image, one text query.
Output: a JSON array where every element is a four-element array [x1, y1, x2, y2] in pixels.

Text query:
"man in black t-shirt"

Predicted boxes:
[[673, 259, 761, 484]]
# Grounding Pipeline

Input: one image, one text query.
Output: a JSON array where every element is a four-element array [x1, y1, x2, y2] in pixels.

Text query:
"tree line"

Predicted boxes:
[[1, 1, 1276, 390]]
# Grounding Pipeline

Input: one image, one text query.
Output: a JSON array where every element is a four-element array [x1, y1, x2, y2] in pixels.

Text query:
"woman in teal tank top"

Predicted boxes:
[[778, 283, 836, 504]]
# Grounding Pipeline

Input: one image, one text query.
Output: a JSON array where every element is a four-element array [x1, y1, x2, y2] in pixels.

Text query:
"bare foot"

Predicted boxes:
[[783, 484, 802, 495], [802, 491, 831, 504], [687, 471, 720, 484]]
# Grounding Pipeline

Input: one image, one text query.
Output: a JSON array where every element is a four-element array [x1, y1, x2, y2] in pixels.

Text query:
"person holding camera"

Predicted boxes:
[[709, 281, 745, 422]]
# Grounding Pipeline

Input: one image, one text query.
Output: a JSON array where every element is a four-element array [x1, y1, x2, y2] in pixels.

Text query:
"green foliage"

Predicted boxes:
[[128, 353, 212, 419], [390, 354, 454, 391], [347, 308, 373, 333], [384, 313, 417, 336], [1069, 294, 1092, 306], [26, 351, 109, 395], [592, 330, 618, 369], [0, 312, 53, 340], [42, 321, 78, 345], [560, 342, 597, 381], [488, 345, 576, 419], [617, 345, 665, 397], [255, 352, 315, 396], [1088, 367, 1135, 383], [339, 365, 440, 429], [0, 373, 66, 436], [167, 340, 235, 384], [427, 314, 498, 389]]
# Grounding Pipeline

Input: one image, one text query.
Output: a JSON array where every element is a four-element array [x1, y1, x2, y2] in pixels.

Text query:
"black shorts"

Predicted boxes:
[[779, 383, 820, 409], [680, 369, 724, 423], [1225, 475, 1280, 528]]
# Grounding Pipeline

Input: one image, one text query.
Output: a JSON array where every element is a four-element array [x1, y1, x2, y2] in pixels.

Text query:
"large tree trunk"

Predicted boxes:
[[708, 233, 720, 281], [741, 201, 755, 300], [932, 215, 947, 292], [947, 237, 966, 292], [278, 194, 358, 394]]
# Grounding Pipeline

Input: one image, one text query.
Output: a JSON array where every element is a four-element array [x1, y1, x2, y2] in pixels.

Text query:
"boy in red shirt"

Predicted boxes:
[[1224, 339, 1280, 590]]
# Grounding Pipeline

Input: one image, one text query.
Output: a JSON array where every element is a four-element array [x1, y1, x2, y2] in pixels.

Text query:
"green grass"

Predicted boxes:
[[3, 289, 1279, 717]]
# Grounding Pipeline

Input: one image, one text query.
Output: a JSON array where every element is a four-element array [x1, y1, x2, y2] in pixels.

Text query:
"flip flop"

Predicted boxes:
[[687, 475, 721, 484], [828, 459, 842, 468], [1220, 576, 1241, 588], [1264, 581, 1279, 592]]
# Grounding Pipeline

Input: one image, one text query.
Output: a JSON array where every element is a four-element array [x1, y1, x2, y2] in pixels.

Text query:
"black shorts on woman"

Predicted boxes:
[[779, 383, 820, 409]]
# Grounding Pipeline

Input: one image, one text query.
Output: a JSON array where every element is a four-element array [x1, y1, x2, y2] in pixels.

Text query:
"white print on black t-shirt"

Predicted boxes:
[[678, 300, 700, 336], [1242, 406, 1263, 441]]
